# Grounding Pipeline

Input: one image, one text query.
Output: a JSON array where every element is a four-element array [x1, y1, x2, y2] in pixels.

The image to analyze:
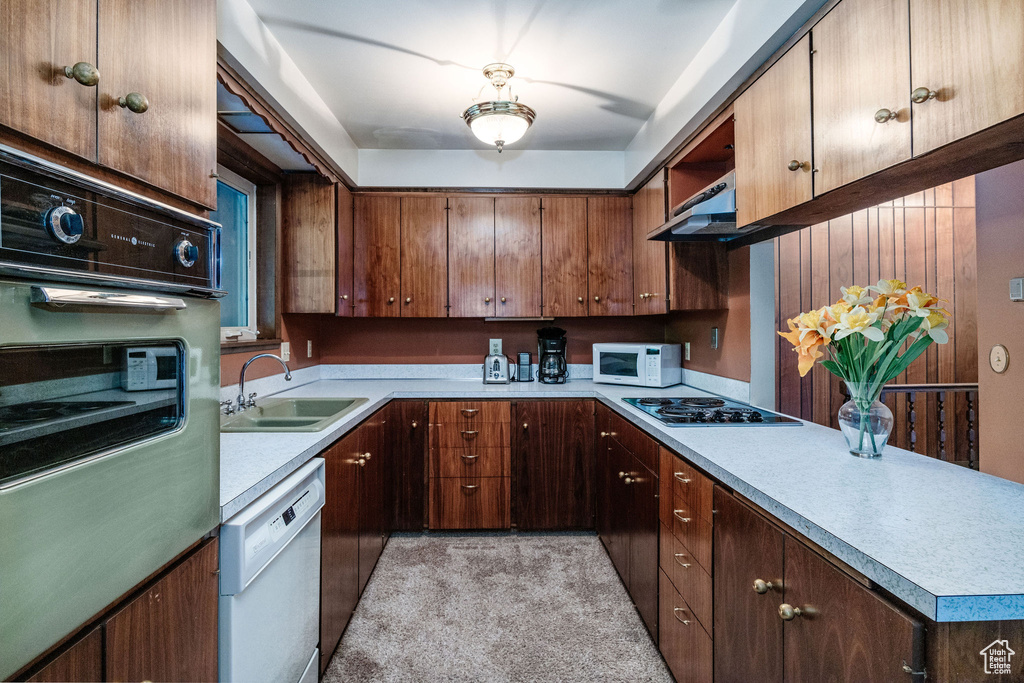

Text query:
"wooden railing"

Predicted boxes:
[[842, 383, 979, 469]]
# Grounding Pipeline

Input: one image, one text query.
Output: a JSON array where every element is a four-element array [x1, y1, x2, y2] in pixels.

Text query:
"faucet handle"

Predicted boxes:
[[220, 400, 235, 416], [247, 393, 257, 408]]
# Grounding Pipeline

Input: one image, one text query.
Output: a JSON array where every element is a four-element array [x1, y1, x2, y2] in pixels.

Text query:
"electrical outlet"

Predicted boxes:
[[711, 327, 719, 350], [489, 338, 502, 355], [280, 342, 290, 362], [684, 342, 691, 361], [307, 340, 313, 358]]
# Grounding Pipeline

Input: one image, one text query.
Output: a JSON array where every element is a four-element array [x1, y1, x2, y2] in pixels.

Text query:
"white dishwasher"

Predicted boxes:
[[219, 458, 325, 683]]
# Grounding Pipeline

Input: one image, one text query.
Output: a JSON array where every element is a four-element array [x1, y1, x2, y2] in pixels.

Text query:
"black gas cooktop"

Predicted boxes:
[[622, 397, 801, 427]]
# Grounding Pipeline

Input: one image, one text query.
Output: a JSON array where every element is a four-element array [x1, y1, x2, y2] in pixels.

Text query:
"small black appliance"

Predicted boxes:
[[537, 326, 568, 384]]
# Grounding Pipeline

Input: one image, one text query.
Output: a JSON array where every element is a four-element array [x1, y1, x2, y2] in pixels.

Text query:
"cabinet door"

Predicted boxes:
[[26, 627, 102, 683], [713, 487, 784, 683], [400, 196, 448, 317], [628, 456, 659, 638], [0, 0, 97, 161], [494, 197, 542, 317], [336, 183, 354, 316], [105, 538, 218, 683], [320, 432, 362, 674], [587, 196, 634, 316], [513, 400, 594, 530], [541, 197, 589, 316], [633, 174, 668, 315], [358, 414, 386, 594], [811, 0, 911, 195], [660, 569, 713, 683], [97, 0, 217, 208], [595, 408, 615, 553], [282, 174, 336, 313], [910, 0, 1024, 156], [735, 34, 813, 225], [353, 195, 401, 317], [604, 438, 633, 583], [783, 538, 923, 682], [389, 400, 428, 531], [448, 197, 495, 317]]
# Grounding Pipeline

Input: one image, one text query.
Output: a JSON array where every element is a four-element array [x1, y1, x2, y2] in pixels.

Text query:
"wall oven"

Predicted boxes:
[[592, 343, 683, 387], [0, 145, 223, 679]]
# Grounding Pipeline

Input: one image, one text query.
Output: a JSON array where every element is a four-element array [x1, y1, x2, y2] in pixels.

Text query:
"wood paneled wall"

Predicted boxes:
[[775, 179, 978, 466]]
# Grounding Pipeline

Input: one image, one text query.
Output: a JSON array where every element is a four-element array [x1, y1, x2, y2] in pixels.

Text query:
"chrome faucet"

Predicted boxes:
[[238, 353, 292, 412]]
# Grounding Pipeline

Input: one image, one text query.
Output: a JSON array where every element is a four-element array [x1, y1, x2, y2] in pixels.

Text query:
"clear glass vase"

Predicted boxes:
[[838, 382, 893, 457]]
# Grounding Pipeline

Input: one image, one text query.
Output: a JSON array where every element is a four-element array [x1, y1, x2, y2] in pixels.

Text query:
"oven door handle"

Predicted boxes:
[[30, 286, 187, 310]]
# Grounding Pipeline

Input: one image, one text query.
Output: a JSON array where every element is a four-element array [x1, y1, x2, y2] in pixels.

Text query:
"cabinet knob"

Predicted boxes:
[[618, 470, 627, 479], [484, 297, 491, 303], [118, 92, 149, 114], [623, 476, 634, 485], [753, 579, 775, 594], [411, 421, 418, 429], [63, 62, 99, 87], [340, 294, 349, 300], [600, 431, 609, 438], [501, 297, 506, 303], [874, 107, 898, 124], [362, 452, 372, 461], [387, 297, 395, 304], [357, 457, 366, 467], [911, 86, 938, 104], [405, 297, 412, 304], [787, 160, 807, 172], [778, 603, 803, 621], [593, 296, 601, 302], [522, 423, 528, 430], [578, 296, 584, 303]]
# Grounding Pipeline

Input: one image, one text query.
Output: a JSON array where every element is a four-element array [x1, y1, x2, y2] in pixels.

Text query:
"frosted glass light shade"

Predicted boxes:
[[462, 100, 536, 150]]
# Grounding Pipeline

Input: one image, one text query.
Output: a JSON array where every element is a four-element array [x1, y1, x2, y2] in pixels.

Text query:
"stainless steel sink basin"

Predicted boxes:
[[220, 397, 368, 432]]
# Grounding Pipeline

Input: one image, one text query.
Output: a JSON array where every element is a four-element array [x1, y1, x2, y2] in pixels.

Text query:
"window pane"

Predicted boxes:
[[211, 180, 249, 328]]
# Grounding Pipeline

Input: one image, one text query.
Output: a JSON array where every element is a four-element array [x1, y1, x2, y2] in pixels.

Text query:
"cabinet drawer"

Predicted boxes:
[[669, 458, 713, 524], [671, 497, 712, 572], [430, 401, 510, 424], [659, 569, 712, 683], [429, 477, 510, 530], [605, 410, 658, 473], [431, 422, 509, 448], [660, 524, 712, 634], [431, 447, 509, 478]]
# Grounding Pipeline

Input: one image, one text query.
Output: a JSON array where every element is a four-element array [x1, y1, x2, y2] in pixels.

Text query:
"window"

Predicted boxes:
[[210, 165, 257, 342]]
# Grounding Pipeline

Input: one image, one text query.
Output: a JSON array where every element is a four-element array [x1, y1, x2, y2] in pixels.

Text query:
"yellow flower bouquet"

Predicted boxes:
[[779, 279, 949, 456]]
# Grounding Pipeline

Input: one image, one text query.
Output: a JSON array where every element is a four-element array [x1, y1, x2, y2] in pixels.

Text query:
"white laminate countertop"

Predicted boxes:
[[220, 377, 1024, 623]]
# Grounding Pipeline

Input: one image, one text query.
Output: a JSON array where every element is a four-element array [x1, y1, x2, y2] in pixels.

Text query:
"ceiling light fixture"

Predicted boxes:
[[462, 63, 536, 153]]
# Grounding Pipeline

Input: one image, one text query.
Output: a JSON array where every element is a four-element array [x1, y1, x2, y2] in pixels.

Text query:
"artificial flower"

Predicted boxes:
[[915, 310, 950, 344], [869, 279, 908, 299], [832, 306, 885, 341], [778, 316, 827, 377], [840, 285, 873, 307], [905, 287, 942, 317]]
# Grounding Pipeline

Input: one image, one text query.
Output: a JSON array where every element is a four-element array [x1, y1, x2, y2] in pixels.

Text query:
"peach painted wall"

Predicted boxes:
[[220, 314, 322, 386], [975, 160, 1024, 484], [663, 247, 751, 382], [318, 316, 668, 365]]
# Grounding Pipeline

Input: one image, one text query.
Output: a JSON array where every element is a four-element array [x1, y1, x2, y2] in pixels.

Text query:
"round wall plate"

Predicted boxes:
[[989, 344, 1009, 374]]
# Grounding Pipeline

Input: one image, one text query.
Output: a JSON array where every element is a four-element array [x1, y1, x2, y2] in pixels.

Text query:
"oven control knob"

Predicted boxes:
[[46, 206, 84, 245], [174, 239, 199, 268]]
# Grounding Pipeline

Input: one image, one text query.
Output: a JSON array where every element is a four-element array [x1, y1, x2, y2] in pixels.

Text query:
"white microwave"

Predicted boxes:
[[592, 343, 682, 388], [122, 346, 180, 391]]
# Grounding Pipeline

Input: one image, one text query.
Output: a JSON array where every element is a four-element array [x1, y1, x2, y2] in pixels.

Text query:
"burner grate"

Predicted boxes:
[[675, 397, 726, 408], [638, 398, 674, 406]]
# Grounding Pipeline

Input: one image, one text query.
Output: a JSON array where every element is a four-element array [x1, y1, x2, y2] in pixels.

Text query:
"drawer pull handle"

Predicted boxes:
[[753, 579, 775, 594], [461, 484, 479, 491], [461, 430, 479, 439], [460, 408, 479, 417], [672, 607, 691, 625], [461, 454, 479, 462], [673, 553, 691, 568], [673, 510, 691, 523], [778, 603, 803, 621], [674, 472, 692, 484]]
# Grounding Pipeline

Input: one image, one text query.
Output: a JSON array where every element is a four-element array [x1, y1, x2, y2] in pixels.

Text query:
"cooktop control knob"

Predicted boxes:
[[174, 239, 199, 268], [46, 206, 84, 245]]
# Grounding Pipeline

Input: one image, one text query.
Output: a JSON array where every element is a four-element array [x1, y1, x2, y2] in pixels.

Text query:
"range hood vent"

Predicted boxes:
[[647, 172, 770, 246]]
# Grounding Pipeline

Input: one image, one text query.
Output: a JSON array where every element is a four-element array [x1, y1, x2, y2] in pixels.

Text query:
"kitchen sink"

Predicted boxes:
[[220, 397, 368, 432]]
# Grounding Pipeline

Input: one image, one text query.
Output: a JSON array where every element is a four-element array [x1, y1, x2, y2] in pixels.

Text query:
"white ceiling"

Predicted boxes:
[[242, 0, 737, 152]]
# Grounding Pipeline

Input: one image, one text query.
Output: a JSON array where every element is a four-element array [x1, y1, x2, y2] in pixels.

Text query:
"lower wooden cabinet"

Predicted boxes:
[[388, 400, 428, 531], [660, 569, 713, 683], [513, 400, 595, 530], [25, 627, 102, 683], [357, 410, 389, 594], [428, 476, 510, 529]]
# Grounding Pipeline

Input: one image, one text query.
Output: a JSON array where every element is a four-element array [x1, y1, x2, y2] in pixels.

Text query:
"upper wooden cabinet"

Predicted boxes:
[[587, 196, 634, 316], [400, 196, 448, 317], [811, 0, 911, 195], [909, 0, 1024, 156], [734, 35, 813, 226], [283, 174, 336, 314], [632, 173, 669, 315], [541, 197, 589, 317], [448, 197, 496, 317], [336, 184, 353, 316], [494, 197, 542, 317], [0, 0, 98, 161], [0, 0, 217, 208], [353, 195, 401, 317]]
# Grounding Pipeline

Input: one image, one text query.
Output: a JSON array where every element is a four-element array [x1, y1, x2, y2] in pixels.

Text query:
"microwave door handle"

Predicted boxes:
[[30, 286, 187, 310]]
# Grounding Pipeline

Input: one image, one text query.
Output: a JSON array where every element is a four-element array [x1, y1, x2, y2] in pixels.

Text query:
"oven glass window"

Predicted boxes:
[[600, 352, 640, 377], [0, 342, 185, 488]]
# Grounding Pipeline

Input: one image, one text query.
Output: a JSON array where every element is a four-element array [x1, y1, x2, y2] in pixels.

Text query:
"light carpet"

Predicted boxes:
[[322, 531, 672, 682]]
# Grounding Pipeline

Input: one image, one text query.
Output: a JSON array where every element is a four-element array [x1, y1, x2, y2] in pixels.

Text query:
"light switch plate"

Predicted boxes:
[[489, 338, 502, 355], [684, 342, 691, 361], [307, 340, 313, 358], [990, 344, 1009, 374], [1010, 277, 1023, 301], [280, 341, 290, 362]]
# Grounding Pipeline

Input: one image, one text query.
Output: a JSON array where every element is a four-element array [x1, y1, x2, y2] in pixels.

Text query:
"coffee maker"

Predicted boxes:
[[537, 327, 568, 384]]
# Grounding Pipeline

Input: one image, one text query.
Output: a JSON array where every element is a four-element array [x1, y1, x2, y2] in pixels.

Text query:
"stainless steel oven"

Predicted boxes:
[[0, 145, 223, 679]]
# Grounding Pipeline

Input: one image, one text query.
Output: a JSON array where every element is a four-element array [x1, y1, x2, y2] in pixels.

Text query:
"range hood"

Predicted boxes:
[[647, 172, 760, 244]]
